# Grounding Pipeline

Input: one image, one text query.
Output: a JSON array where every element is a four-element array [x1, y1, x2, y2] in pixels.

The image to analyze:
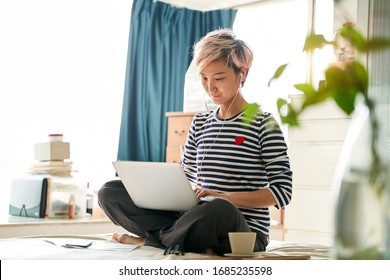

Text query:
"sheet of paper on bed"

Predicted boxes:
[[43, 238, 137, 251]]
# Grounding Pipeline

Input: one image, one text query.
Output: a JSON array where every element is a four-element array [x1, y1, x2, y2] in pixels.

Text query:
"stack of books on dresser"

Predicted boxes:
[[28, 134, 73, 176], [29, 160, 73, 176]]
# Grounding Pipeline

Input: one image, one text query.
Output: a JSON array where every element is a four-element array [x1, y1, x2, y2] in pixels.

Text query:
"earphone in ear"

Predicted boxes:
[[239, 73, 244, 87]]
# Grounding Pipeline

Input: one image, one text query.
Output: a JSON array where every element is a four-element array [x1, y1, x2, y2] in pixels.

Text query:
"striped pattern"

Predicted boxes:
[[181, 108, 292, 235]]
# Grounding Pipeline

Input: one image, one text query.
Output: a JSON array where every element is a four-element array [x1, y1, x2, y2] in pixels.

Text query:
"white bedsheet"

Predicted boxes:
[[0, 234, 333, 260]]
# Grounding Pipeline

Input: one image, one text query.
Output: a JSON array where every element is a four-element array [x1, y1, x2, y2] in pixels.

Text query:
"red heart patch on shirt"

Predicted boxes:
[[235, 136, 245, 145]]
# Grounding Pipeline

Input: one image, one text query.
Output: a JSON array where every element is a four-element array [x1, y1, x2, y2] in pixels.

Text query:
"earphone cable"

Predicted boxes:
[[197, 89, 240, 187]]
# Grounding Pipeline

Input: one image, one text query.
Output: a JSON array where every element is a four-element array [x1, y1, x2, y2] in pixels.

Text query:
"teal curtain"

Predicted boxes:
[[117, 0, 237, 162]]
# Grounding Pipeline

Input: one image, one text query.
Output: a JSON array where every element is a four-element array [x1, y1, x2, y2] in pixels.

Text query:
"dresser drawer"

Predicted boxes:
[[289, 142, 343, 187], [166, 146, 182, 163], [166, 113, 194, 147], [289, 119, 351, 142], [284, 186, 334, 235], [165, 112, 196, 163]]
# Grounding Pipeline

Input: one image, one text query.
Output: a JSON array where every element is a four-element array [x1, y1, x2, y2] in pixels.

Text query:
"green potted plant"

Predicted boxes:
[[267, 16, 390, 260], [243, 3, 390, 259]]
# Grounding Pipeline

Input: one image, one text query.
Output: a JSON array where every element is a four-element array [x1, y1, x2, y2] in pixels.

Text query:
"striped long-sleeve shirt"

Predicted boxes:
[[181, 108, 293, 235]]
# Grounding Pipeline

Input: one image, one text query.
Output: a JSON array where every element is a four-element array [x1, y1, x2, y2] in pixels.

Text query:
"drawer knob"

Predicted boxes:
[[174, 129, 185, 136]]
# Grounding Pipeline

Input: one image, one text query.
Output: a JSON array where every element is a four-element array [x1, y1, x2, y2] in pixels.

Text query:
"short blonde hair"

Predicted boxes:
[[192, 28, 253, 74]]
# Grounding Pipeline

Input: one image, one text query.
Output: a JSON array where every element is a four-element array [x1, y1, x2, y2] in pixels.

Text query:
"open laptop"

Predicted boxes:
[[112, 161, 199, 212]]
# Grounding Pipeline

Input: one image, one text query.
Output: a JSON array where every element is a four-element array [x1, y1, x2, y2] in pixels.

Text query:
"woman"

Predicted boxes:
[[98, 28, 293, 256]]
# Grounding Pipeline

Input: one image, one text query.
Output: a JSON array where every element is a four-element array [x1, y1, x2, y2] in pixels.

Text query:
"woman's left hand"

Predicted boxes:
[[194, 187, 277, 209]]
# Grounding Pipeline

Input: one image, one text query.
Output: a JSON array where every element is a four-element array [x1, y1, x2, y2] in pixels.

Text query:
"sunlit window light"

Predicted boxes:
[[0, 0, 132, 216]]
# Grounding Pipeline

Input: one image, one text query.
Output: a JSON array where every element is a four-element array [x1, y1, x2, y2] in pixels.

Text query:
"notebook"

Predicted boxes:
[[112, 161, 199, 212]]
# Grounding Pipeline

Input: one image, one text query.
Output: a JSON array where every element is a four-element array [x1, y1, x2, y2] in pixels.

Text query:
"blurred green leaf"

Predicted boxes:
[[277, 98, 299, 126], [276, 98, 288, 113], [325, 65, 353, 90], [363, 37, 390, 52], [340, 25, 367, 52], [331, 89, 357, 115], [294, 83, 316, 96], [346, 61, 369, 93], [325, 65, 358, 115], [340, 25, 390, 52], [243, 103, 260, 123], [303, 34, 332, 51], [303, 88, 331, 109], [294, 83, 328, 108], [268, 63, 288, 86]]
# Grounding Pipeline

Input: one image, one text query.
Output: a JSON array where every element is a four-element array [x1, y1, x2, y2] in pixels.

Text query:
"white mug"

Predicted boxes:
[[228, 232, 256, 255]]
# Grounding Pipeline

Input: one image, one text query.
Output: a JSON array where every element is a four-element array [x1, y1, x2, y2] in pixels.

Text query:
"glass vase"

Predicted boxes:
[[333, 100, 390, 259]]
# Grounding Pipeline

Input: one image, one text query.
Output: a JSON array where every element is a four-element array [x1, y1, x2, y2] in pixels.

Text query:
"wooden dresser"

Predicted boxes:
[[165, 112, 196, 163]]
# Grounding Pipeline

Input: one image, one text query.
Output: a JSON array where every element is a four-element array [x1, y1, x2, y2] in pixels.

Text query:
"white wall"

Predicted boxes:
[[0, 0, 133, 217]]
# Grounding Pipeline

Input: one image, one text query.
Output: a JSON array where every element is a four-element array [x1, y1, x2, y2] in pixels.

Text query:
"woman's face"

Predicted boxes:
[[199, 60, 241, 106]]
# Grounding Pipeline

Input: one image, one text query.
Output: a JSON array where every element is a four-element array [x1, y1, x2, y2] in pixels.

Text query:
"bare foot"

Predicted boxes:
[[204, 248, 217, 255], [112, 233, 145, 246]]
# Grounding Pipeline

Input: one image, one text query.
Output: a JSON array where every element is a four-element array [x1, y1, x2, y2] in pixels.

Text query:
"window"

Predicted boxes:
[[233, 0, 334, 121], [234, 0, 308, 118], [0, 0, 132, 216]]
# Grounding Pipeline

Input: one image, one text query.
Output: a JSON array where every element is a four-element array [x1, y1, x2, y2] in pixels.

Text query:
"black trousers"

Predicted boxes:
[[98, 180, 268, 255]]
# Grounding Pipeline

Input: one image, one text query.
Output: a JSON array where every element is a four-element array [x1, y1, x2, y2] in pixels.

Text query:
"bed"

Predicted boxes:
[[0, 233, 332, 260]]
